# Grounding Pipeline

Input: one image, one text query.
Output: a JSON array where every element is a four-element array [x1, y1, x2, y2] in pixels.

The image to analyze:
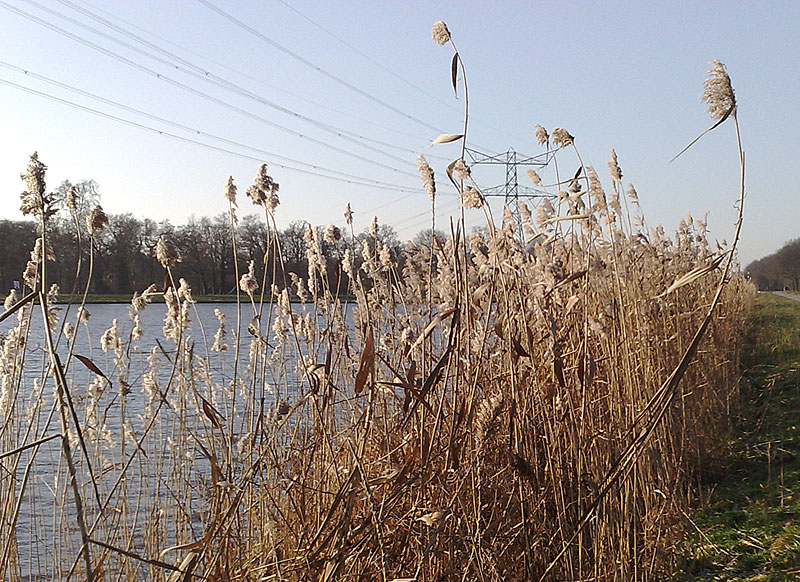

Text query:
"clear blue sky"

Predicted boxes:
[[0, 0, 796, 267]]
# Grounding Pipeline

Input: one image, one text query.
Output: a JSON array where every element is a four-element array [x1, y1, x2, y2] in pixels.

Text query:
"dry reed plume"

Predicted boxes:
[[0, 38, 752, 582]]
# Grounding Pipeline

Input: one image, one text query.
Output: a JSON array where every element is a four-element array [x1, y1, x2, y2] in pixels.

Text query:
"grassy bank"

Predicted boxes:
[[681, 293, 800, 580]]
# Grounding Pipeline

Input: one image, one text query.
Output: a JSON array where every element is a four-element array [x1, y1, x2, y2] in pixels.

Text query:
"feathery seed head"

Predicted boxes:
[[46, 283, 59, 306], [453, 158, 471, 181], [534, 124, 549, 146], [132, 314, 143, 340], [379, 244, 393, 270], [77, 306, 90, 324], [33, 237, 53, 262], [224, 176, 237, 206], [156, 235, 180, 267], [248, 164, 280, 212], [536, 199, 555, 228], [586, 166, 605, 203], [416, 154, 436, 202], [702, 59, 736, 120], [342, 248, 353, 277], [162, 287, 181, 339], [361, 239, 372, 263], [240, 261, 258, 295], [246, 184, 264, 207], [101, 319, 122, 355], [369, 216, 379, 238], [86, 205, 109, 236], [256, 163, 273, 191], [4, 289, 18, 311], [211, 308, 227, 352], [323, 224, 341, 243], [502, 205, 513, 226], [551, 127, 574, 148], [432, 21, 451, 45], [527, 169, 542, 186], [177, 278, 194, 303], [131, 284, 158, 312], [65, 186, 78, 212], [344, 203, 353, 226], [461, 187, 484, 209], [608, 149, 623, 181], [303, 223, 315, 245], [519, 201, 532, 223], [22, 259, 38, 290], [20, 152, 48, 217]]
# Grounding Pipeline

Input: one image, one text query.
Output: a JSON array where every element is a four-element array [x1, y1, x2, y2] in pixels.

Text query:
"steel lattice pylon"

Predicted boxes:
[[465, 147, 555, 237]]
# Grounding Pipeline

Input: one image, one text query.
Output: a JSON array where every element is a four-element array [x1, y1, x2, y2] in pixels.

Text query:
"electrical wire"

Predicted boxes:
[[0, 76, 422, 193], [1, 73, 467, 240], [275, 0, 538, 147], [195, 0, 448, 135], [63, 0, 451, 155], [21, 0, 432, 169], [276, 0, 454, 111], [0, 0, 424, 180], [1, 71, 465, 238], [2, 0, 479, 235], [195, 0, 515, 159], [0, 61, 426, 191]]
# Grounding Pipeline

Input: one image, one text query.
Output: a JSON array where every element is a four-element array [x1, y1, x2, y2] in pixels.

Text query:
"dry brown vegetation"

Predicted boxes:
[[0, 29, 752, 582]]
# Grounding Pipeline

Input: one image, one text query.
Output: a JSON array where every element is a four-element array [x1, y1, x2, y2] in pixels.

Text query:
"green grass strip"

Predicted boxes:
[[680, 293, 800, 581]]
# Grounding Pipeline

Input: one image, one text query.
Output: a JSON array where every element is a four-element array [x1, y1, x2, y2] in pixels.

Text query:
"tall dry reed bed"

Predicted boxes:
[[0, 29, 752, 581]]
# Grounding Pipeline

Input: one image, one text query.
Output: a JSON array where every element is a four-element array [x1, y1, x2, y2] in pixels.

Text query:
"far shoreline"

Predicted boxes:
[[63, 294, 357, 304], [3, 293, 357, 305]]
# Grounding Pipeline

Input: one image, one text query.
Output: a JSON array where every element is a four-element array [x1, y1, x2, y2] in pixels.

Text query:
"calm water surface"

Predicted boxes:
[[1, 300, 350, 580]]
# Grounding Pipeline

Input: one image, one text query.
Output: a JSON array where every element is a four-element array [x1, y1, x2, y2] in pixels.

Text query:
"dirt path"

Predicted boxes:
[[772, 291, 800, 302]]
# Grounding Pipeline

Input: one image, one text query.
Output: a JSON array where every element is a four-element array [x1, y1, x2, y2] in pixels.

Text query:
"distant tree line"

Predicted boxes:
[[0, 179, 434, 298], [745, 238, 800, 291]]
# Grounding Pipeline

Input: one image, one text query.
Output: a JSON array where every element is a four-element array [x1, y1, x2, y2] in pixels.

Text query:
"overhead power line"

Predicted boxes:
[[195, 0, 448, 136], [0, 76, 421, 193], [1, 0, 476, 233], [17, 0, 431, 172], [62, 0, 450, 152], [275, 0, 454, 111], [0, 61, 426, 191], [48, 0, 441, 164], [0, 70, 465, 234], [275, 0, 537, 147], [0, 0, 429, 181]]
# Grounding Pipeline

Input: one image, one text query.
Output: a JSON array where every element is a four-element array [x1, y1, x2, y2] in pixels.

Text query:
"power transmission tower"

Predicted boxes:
[[465, 147, 554, 237]]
